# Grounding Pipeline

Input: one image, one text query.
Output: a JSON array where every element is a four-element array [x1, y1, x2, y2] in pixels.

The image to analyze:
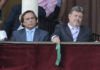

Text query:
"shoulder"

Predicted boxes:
[[80, 26, 91, 31], [13, 29, 25, 34], [55, 24, 67, 29], [36, 28, 48, 34], [56, 23, 66, 27]]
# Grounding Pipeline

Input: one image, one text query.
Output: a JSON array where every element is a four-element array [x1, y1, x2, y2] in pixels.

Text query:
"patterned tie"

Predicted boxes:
[[72, 28, 78, 42], [27, 31, 33, 42]]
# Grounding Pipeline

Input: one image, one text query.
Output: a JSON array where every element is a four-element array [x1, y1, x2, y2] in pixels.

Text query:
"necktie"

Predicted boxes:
[[72, 28, 78, 42], [27, 31, 33, 42]]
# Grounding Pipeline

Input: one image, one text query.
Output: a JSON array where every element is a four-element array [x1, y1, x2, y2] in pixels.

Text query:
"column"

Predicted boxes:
[[22, 0, 38, 17]]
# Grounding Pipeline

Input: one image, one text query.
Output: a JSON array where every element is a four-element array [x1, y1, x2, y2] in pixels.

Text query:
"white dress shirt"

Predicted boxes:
[[68, 23, 80, 42]]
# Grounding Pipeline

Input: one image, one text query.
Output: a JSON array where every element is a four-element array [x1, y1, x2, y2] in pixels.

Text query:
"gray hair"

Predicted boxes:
[[69, 6, 84, 14]]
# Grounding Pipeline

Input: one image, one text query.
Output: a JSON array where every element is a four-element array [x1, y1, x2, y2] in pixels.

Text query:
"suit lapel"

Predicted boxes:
[[65, 24, 73, 40], [77, 26, 83, 41], [20, 29, 27, 41], [33, 29, 40, 41]]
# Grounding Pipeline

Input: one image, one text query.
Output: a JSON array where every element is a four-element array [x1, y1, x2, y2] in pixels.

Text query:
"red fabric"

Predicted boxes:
[[0, 44, 100, 70]]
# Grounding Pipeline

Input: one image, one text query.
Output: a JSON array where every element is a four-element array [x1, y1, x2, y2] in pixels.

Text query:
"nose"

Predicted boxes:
[[29, 18, 33, 22], [76, 16, 80, 20]]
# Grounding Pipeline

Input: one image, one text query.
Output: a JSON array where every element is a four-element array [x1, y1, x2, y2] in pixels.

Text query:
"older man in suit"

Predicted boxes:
[[52, 6, 94, 43], [11, 10, 49, 42]]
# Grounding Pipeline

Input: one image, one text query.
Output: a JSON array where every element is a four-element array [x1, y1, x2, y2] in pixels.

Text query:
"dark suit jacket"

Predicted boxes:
[[53, 24, 94, 42], [11, 28, 49, 42]]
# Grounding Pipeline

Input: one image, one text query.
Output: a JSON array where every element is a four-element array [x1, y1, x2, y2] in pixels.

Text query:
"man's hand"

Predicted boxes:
[[52, 36, 60, 44]]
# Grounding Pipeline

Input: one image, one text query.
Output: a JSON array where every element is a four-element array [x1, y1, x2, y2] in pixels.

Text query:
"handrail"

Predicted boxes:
[[0, 41, 100, 45]]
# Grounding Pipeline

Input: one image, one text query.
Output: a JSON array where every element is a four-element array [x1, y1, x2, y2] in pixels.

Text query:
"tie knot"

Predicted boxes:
[[28, 30, 33, 34], [72, 28, 78, 33], [72, 28, 77, 30]]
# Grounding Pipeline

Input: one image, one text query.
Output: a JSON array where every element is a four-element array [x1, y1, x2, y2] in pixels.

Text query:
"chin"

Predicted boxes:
[[76, 24, 81, 27]]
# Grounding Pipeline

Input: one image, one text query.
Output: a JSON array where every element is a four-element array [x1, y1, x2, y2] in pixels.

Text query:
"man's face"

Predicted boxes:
[[68, 11, 83, 28], [23, 12, 37, 30]]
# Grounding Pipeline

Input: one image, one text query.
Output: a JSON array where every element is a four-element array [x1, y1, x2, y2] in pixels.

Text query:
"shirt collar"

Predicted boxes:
[[25, 27, 36, 32], [68, 23, 80, 30]]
